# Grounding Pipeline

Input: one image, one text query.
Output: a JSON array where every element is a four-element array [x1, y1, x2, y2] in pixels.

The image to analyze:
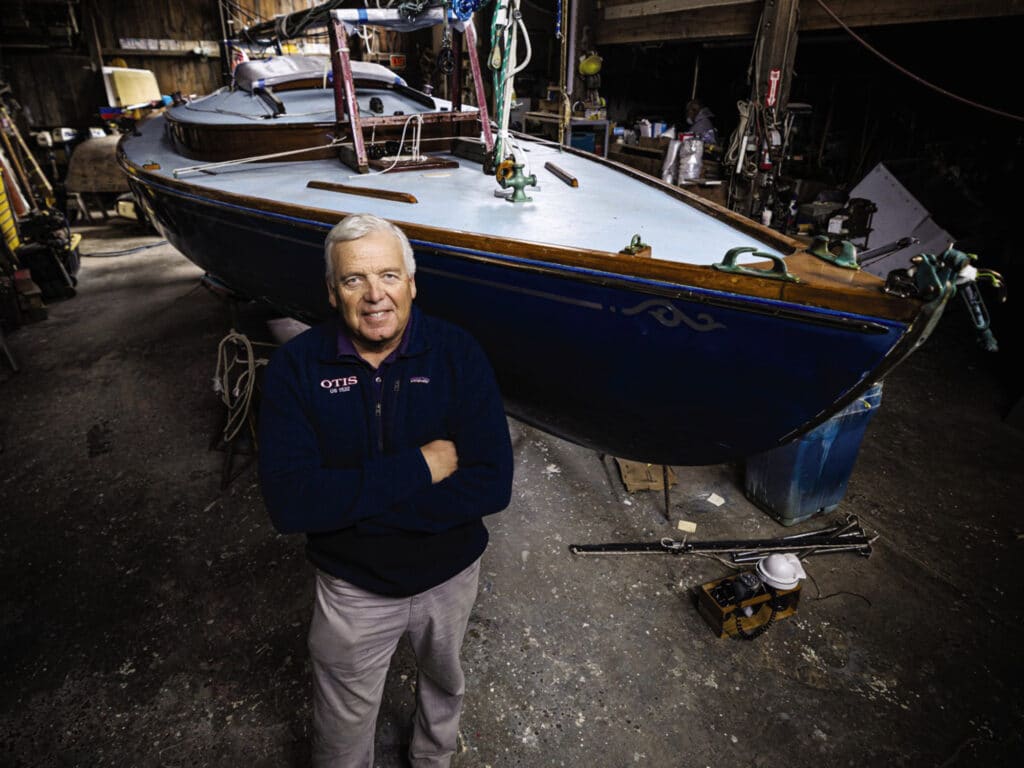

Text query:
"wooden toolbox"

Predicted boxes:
[[696, 574, 801, 639]]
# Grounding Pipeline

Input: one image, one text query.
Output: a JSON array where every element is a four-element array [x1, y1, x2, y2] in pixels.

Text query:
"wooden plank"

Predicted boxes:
[[598, 4, 760, 44], [3, 52, 107, 127], [544, 161, 579, 188], [598, 0, 1024, 44], [800, 0, 1024, 31], [306, 180, 418, 204], [95, 0, 220, 44], [603, 0, 753, 22]]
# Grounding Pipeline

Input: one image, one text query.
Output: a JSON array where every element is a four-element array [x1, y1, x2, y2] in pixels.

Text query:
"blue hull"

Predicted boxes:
[[130, 176, 911, 465]]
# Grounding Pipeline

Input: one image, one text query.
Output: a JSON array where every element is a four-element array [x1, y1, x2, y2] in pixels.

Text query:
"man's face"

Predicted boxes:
[[327, 229, 416, 355]]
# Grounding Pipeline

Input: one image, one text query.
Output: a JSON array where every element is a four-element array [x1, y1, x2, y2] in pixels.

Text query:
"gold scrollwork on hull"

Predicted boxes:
[[621, 299, 726, 331]]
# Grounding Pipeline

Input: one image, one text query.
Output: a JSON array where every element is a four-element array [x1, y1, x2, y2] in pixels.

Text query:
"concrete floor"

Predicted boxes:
[[2, 220, 1023, 768]]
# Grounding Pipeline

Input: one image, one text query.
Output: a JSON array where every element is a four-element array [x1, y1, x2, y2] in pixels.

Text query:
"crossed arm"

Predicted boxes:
[[258, 340, 512, 536]]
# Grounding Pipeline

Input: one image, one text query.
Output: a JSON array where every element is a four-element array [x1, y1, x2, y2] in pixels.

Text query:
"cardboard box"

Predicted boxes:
[[614, 458, 676, 492], [608, 146, 663, 177], [638, 136, 670, 151]]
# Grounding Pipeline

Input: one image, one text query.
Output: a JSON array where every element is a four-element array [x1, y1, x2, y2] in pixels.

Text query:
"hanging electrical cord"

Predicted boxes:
[[213, 330, 276, 444], [814, 0, 1023, 122], [724, 99, 751, 172]]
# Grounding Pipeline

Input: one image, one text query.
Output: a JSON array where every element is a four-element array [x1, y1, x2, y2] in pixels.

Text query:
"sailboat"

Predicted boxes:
[[118, 2, 978, 464]]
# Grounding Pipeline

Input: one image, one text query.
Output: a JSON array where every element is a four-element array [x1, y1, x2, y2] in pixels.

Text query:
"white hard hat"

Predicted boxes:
[[756, 553, 807, 590]]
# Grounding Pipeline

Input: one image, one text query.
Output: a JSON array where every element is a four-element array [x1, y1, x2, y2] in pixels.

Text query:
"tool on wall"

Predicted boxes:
[[0, 102, 54, 210], [0, 82, 80, 302]]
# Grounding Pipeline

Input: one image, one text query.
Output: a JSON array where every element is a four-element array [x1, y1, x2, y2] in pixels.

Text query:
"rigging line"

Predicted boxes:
[[510, 10, 532, 76], [813, 0, 1024, 123], [172, 139, 347, 177]]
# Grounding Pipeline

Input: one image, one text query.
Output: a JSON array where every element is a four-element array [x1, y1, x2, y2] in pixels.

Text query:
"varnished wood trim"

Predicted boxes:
[[164, 109, 479, 163], [544, 161, 579, 188], [307, 180, 418, 204], [356, 111, 478, 129], [118, 144, 923, 323], [367, 157, 458, 173]]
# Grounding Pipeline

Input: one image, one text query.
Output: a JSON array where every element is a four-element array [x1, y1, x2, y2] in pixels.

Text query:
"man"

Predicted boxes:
[[684, 99, 717, 145], [258, 213, 513, 767]]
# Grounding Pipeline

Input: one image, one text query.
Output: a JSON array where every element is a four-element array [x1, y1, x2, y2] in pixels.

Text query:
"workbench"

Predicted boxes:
[[524, 112, 610, 158]]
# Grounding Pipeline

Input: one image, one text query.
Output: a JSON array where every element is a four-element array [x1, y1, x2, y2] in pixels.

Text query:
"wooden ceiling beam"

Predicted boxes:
[[596, 0, 1024, 45]]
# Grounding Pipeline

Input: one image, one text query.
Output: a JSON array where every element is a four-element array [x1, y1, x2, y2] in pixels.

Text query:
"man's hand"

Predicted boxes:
[[420, 439, 458, 484]]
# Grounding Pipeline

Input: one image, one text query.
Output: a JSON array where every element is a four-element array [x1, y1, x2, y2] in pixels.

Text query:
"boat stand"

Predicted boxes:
[[609, 455, 675, 523], [1, 324, 18, 372], [209, 411, 257, 490], [661, 465, 672, 522], [201, 276, 272, 489]]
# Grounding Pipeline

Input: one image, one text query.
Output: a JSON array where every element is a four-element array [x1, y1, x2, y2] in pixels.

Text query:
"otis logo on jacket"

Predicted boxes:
[[321, 376, 358, 394]]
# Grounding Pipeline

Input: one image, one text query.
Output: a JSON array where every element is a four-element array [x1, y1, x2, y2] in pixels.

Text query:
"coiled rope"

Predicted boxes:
[[213, 330, 276, 444]]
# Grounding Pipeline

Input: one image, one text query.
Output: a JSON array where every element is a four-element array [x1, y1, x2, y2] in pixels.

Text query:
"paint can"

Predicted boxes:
[[677, 136, 703, 181]]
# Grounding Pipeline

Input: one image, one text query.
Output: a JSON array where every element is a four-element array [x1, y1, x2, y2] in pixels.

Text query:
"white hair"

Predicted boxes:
[[324, 213, 416, 285]]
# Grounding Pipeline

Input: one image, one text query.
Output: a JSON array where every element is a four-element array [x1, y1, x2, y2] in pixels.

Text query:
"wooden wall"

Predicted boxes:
[[87, 0, 225, 99], [0, 0, 322, 129], [2, 52, 107, 130], [596, 0, 1024, 45]]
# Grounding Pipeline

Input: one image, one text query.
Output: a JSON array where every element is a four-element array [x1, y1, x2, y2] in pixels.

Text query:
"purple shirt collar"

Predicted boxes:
[[335, 311, 414, 364]]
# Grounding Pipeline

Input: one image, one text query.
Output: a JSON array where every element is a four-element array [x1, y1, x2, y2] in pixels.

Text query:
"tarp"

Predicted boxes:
[[233, 56, 406, 92]]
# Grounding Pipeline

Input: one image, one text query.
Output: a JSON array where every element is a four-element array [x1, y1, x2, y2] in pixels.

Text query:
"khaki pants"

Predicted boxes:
[[308, 559, 481, 768]]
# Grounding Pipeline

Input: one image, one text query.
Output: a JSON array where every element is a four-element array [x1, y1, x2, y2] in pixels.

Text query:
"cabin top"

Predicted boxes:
[[233, 56, 406, 93]]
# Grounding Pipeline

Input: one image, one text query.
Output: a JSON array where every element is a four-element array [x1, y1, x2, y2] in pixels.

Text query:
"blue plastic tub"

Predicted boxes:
[[569, 132, 596, 154], [744, 383, 883, 526]]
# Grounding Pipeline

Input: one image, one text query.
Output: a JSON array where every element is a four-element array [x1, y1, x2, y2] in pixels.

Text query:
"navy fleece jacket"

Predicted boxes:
[[257, 308, 513, 596]]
